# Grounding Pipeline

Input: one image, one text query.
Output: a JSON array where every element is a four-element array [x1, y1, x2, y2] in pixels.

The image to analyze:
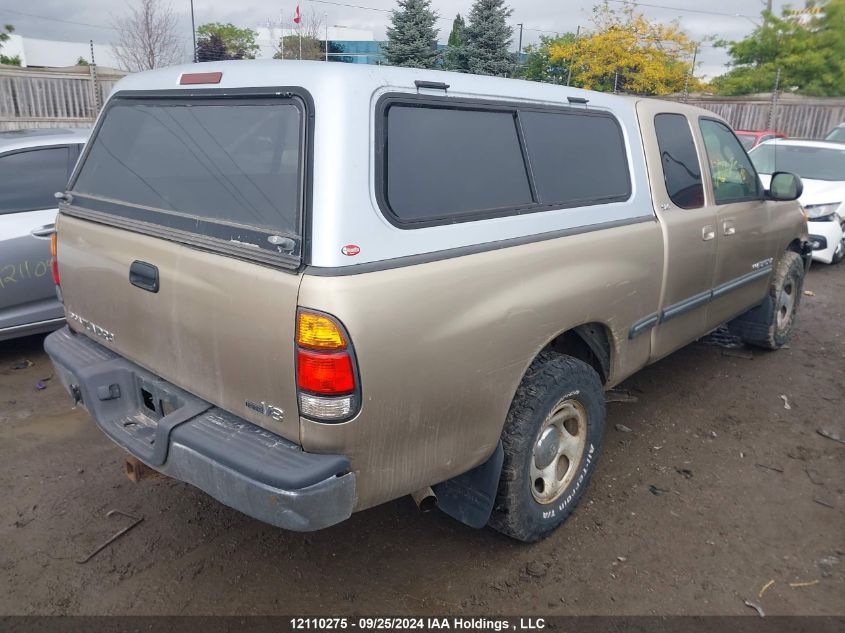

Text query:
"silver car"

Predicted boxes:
[[0, 128, 89, 341]]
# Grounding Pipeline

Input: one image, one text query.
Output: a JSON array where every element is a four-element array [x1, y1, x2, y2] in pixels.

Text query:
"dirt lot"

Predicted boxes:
[[1, 264, 843, 617]]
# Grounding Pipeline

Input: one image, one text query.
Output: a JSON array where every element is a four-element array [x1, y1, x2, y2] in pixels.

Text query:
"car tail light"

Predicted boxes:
[[297, 350, 354, 393], [296, 309, 360, 422]]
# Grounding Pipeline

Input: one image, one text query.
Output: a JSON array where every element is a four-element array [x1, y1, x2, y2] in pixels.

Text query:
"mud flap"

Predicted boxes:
[[726, 296, 774, 342], [433, 442, 504, 529]]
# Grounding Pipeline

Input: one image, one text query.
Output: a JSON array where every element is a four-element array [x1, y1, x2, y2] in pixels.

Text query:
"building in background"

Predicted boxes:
[[254, 25, 385, 64], [1, 34, 122, 69]]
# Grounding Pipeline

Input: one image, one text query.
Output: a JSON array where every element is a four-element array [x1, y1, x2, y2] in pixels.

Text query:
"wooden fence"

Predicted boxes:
[[2, 66, 843, 139], [669, 94, 845, 139], [0, 66, 125, 131]]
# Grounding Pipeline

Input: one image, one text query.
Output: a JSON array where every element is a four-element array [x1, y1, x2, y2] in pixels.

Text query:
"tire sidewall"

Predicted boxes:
[[833, 224, 845, 264], [773, 254, 804, 346], [508, 366, 605, 538]]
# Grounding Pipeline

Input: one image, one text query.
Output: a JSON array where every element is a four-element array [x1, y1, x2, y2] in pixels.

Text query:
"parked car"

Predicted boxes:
[[735, 129, 787, 151], [825, 123, 845, 143], [750, 139, 845, 264], [44, 62, 808, 542], [0, 128, 89, 342]]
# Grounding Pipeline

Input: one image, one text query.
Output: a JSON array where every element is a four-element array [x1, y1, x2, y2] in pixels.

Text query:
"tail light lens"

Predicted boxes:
[[297, 350, 354, 394], [296, 309, 360, 422], [50, 233, 62, 300]]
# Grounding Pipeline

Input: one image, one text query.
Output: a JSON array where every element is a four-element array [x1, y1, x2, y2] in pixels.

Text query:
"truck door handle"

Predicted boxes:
[[129, 261, 160, 293], [723, 221, 736, 236], [701, 225, 716, 241], [30, 224, 56, 239]]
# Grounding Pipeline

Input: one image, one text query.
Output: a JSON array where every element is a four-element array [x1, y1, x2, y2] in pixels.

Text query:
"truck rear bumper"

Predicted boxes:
[[44, 326, 355, 531]]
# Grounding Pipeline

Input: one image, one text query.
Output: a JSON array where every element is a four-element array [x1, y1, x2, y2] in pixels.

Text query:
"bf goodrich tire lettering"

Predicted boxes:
[[489, 352, 606, 542]]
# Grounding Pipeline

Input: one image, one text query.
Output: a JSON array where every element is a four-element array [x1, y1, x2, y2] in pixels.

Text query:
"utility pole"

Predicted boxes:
[[566, 25, 580, 87], [89, 40, 100, 117], [768, 67, 781, 130], [325, 12, 329, 61], [512, 23, 523, 78], [683, 43, 698, 104], [190, 0, 197, 62]]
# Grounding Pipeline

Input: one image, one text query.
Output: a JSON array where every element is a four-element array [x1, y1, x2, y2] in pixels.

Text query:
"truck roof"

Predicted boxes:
[[107, 59, 714, 119]]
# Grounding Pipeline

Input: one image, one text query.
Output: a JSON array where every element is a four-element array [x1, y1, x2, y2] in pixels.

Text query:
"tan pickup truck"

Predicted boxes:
[[45, 61, 809, 542]]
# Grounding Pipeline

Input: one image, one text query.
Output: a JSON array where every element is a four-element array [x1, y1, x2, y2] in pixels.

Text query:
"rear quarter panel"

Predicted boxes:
[[299, 220, 663, 510]]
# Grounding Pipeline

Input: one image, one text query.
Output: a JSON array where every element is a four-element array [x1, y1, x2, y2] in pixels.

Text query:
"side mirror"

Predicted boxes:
[[768, 171, 803, 201]]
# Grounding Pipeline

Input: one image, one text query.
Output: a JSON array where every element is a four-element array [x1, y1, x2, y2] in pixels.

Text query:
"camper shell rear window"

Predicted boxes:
[[68, 90, 309, 267]]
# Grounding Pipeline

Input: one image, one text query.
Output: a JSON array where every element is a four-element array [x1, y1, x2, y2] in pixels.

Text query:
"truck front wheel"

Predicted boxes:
[[729, 250, 805, 350], [488, 352, 605, 542]]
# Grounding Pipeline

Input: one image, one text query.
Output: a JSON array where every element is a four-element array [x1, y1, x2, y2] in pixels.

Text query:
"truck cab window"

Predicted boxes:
[[699, 119, 761, 204], [654, 113, 704, 209]]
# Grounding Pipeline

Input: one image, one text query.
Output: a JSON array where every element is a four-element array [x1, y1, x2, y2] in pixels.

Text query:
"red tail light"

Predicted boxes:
[[295, 309, 360, 422], [50, 233, 60, 286], [297, 350, 354, 394]]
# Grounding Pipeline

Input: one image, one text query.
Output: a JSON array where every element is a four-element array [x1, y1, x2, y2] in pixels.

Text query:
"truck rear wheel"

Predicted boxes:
[[488, 352, 605, 543], [730, 251, 805, 350]]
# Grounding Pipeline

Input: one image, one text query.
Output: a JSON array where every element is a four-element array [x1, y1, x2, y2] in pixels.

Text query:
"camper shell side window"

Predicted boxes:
[[375, 94, 633, 229]]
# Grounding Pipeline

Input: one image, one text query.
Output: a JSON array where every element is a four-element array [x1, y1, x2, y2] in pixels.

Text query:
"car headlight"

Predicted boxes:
[[804, 202, 842, 221]]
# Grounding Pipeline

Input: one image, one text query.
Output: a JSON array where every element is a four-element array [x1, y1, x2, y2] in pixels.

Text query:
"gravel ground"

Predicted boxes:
[[1, 263, 843, 616]]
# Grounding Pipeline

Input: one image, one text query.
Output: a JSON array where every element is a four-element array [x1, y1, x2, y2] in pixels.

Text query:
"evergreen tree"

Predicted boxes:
[[447, 13, 465, 47], [382, 0, 440, 69], [443, 13, 468, 71], [196, 33, 230, 62], [464, 0, 515, 76]]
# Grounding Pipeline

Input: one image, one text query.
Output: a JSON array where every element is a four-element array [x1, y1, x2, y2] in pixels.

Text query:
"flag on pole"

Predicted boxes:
[[293, 5, 301, 24]]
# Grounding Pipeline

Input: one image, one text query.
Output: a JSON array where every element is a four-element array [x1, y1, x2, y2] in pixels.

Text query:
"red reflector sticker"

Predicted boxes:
[[341, 244, 360, 256], [179, 72, 222, 85]]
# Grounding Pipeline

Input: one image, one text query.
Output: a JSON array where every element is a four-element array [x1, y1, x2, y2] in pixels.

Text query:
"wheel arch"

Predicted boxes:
[[541, 322, 613, 385]]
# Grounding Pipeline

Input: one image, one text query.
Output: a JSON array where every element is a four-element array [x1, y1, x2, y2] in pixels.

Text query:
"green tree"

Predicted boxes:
[[517, 34, 576, 83], [0, 24, 21, 66], [273, 35, 324, 61], [196, 22, 259, 60], [443, 13, 467, 71], [463, 0, 515, 77], [382, 0, 440, 69], [712, 0, 845, 96], [196, 33, 230, 62]]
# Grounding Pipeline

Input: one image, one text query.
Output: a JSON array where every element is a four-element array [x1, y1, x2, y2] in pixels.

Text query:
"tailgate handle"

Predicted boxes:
[[129, 261, 160, 293]]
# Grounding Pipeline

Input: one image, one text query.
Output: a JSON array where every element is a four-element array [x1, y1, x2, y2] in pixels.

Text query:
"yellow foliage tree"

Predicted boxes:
[[549, 4, 702, 95]]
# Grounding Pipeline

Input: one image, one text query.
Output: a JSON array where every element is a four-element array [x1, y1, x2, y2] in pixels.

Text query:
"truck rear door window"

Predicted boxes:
[[383, 105, 533, 223], [520, 110, 630, 206], [654, 113, 704, 209], [70, 96, 304, 261]]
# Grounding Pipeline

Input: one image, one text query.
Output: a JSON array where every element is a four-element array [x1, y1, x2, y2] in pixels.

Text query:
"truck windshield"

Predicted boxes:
[[70, 95, 304, 261]]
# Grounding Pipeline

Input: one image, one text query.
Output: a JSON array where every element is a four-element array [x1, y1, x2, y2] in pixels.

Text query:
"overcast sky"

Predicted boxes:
[[3, 0, 791, 78]]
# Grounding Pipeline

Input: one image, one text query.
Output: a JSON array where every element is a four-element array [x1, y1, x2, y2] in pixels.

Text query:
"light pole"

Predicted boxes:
[[190, 0, 197, 62]]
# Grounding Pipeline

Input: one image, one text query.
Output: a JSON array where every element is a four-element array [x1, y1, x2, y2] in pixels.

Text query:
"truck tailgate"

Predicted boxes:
[[57, 214, 302, 443]]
